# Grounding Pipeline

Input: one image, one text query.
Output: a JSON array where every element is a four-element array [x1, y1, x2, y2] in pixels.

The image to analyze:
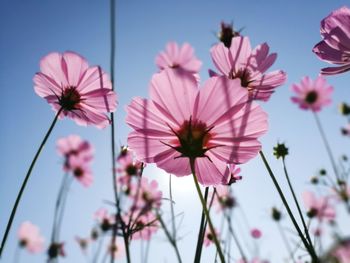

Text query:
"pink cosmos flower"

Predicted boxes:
[[210, 36, 287, 101], [333, 240, 350, 263], [226, 164, 242, 185], [212, 185, 236, 212], [69, 155, 93, 187], [117, 147, 143, 184], [33, 51, 117, 128], [302, 191, 336, 222], [203, 227, 219, 247], [313, 6, 350, 75], [126, 69, 268, 186], [56, 135, 94, 171], [129, 213, 159, 241], [155, 42, 202, 74], [17, 221, 44, 253], [250, 228, 262, 239], [94, 208, 115, 232], [130, 177, 163, 214], [291, 76, 333, 112]]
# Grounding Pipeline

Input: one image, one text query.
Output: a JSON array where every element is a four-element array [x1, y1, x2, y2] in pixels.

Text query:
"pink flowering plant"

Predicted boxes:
[[2, 3, 350, 263]]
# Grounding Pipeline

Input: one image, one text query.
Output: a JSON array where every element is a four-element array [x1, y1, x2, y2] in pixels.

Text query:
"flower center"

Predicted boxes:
[[126, 164, 138, 176], [59, 87, 81, 111], [170, 119, 213, 159], [73, 167, 84, 178], [305, 91, 318, 104], [229, 68, 251, 87]]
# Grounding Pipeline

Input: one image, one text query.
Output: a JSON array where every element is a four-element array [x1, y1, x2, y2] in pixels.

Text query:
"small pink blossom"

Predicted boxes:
[[226, 164, 242, 185], [313, 6, 350, 75], [108, 240, 124, 259], [126, 69, 268, 186], [94, 208, 115, 232], [116, 147, 143, 184], [129, 213, 159, 241], [210, 36, 286, 101], [155, 42, 202, 74], [56, 135, 93, 171], [303, 191, 336, 222], [333, 240, 350, 263], [69, 155, 93, 187], [342, 124, 350, 137], [203, 227, 219, 247], [33, 51, 117, 128], [291, 76, 333, 112], [75, 236, 90, 254], [17, 221, 45, 253], [250, 228, 262, 239], [212, 185, 236, 212]]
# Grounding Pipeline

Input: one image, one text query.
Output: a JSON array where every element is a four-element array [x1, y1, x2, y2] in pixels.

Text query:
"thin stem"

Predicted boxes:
[[224, 211, 247, 262], [158, 214, 182, 263], [50, 173, 69, 244], [313, 112, 339, 180], [194, 187, 209, 262], [92, 235, 104, 263], [169, 175, 177, 239], [0, 108, 62, 258], [277, 222, 296, 263], [282, 158, 315, 254], [259, 151, 319, 262], [12, 245, 21, 263], [190, 158, 225, 263]]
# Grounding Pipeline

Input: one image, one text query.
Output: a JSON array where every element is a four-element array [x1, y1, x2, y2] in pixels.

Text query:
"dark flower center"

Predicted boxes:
[[126, 164, 138, 176], [229, 68, 251, 88], [74, 167, 84, 178], [305, 91, 318, 104], [307, 208, 318, 218], [59, 87, 81, 111], [220, 196, 236, 209], [218, 22, 240, 48], [207, 233, 214, 241], [169, 119, 213, 159]]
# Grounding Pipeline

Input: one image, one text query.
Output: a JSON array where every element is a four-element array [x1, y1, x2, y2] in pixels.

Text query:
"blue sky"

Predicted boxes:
[[1, 0, 350, 262]]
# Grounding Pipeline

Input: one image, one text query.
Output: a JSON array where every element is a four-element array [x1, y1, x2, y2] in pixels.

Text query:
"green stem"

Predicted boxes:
[[0, 108, 62, 258], [158, 214, 182, 263], [194, 187, 209, 262], [282, 158, 315, 254], [259, 151, 319, 262], [190, 158, 225, 263]]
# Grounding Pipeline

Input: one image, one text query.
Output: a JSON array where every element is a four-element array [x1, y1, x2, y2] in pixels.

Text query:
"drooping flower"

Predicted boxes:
[[17, 221, 45, 253], [155, 42, 202, 74], [291, 76, 333, 112], [210, 36, 287, 101], [33, 51, 117, 128], [313, 6, 350, 75], [126, 69, 268, 186], [302, 191, 336, 222], [56, 135, 94, 171]]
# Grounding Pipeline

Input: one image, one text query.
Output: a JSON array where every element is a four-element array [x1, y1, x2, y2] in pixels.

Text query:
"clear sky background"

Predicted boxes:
[[1, 0, 350, 262]]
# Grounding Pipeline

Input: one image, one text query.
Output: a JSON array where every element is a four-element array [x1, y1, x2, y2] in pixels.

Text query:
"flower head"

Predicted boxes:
[[17, 221, 45, 253], [273, 142, 289, 160], [94, 208, 115, 232], [313, 6, 350, 75], [33, 51, 117, 128], [226, 164, 242, 185], [69, 155, 93, 187], [117, 147, 143, 184], [217, 21, 241, 48], [203, 227, 220, 247], [126, 69, 268, 186], [57, 135, 93, 171], [155, 42, 202, 74], [303, 191, 336, 222], [291, 76, 333, 112], [129, 213, 159, 241], [108, 240, 124, 259], [250, 228, 262, 239], [212, 185, 236, 212], [210, 36, 286, 101]]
